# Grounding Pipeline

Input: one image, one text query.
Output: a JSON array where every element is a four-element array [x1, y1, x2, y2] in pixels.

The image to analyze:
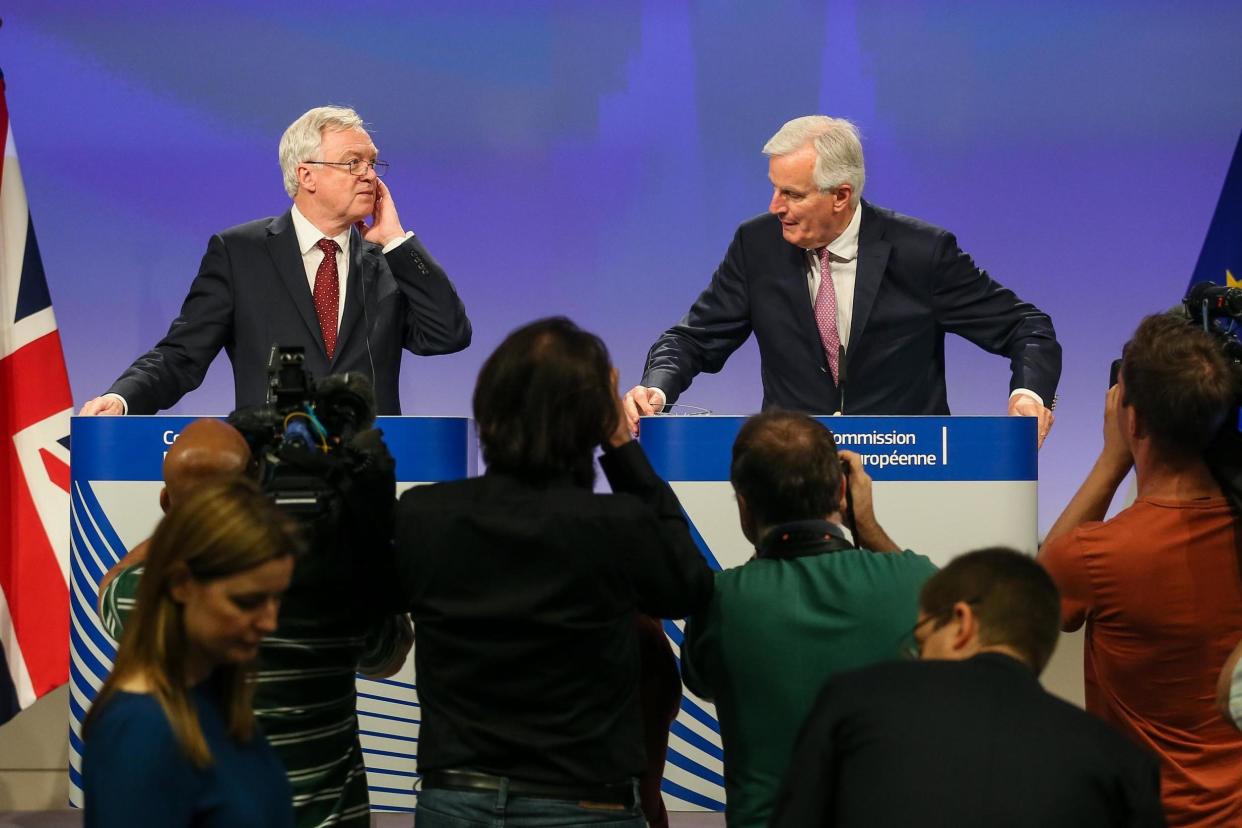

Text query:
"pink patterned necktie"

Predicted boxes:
[[814, 246, 841, 384], [313, 238, 341, 359]]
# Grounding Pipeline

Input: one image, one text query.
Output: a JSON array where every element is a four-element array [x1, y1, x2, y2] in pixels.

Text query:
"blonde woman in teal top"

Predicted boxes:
[[84, 478, 300, 828]]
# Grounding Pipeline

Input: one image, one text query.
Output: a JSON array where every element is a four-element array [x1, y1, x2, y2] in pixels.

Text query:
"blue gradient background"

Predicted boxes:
[[5, 1, 1241, 532]]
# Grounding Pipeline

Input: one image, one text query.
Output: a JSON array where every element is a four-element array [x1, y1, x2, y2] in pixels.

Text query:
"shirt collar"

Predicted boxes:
[[290, 204, 351, 257], [815, 202, 862, 263]]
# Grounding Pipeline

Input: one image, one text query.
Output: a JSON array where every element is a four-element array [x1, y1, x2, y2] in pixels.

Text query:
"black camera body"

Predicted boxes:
[[230, 346, 386, 518], [230, 351, 402, 660]]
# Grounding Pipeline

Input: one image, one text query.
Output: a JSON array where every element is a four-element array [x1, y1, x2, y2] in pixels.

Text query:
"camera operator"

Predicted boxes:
[[100, 367, 411, 828], [1040, 313, 1242, 827], [680, 410, 937, 828]]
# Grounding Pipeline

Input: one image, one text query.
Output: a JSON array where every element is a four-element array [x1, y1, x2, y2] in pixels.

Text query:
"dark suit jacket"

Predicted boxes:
[[642, 202, 1060, 414], [108, 210, 471, 415], [392, 441, 713, 786], [770, 653, 1165, 828]]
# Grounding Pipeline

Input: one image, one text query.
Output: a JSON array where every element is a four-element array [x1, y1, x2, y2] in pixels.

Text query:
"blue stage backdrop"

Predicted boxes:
[[5, 0, 1242, 532]]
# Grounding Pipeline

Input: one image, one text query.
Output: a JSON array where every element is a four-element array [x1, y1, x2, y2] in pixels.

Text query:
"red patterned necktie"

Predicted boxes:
[[313, 238, 341, 359], [814, 247, 841, 384]]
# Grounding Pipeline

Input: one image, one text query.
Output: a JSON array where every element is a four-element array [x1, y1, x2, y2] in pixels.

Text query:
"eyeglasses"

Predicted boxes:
[[898, 614, 943, 661], [897, 598, 983, 660], [303, 159, 389, 177]]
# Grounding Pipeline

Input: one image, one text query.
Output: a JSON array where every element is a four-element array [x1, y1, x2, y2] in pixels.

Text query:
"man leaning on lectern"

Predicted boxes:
[[624, 115, 1061, 443]]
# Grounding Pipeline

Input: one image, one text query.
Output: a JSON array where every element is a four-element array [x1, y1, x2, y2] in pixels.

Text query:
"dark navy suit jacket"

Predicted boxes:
[[642, 202, 1060, 414], [771, 654, 1165, 827], [108, 210, 471, 415]]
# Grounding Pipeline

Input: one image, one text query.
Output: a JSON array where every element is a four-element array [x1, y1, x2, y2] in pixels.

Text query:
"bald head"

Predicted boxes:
[[162, 419, 252, 507], [730, 410, 843, 528]]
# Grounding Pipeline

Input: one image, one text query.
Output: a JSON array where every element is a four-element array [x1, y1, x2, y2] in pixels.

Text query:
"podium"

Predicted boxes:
[[66, 416, 474, 814], [638, 415, 1038, 811], [66, 413, 1038, 816]]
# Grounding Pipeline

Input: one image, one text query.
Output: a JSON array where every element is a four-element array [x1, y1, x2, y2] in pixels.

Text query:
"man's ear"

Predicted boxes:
[[297, 163, 316, 194], [159, 487, 171, 514], [736, 493, 757, 545], [1115, 376, 1142, 442], [1125, 404, 1144, 442], [949, 601, 980, 654], [832, 184, 853, 213], [837, 474, 849, 518]]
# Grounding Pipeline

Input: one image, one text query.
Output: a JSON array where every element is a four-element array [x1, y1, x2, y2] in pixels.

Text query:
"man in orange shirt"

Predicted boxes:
[[1041, 313, 1242, 827]]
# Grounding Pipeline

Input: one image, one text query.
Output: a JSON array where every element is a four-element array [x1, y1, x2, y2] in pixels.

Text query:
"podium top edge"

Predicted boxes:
[[70, 414, 474, 420]]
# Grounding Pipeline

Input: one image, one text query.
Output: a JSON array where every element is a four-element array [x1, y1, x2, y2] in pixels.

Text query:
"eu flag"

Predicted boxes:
[[1191, 130, 1242, 290]]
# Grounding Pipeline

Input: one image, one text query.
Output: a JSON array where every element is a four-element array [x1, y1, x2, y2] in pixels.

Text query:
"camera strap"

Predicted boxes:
[[756, 519, 855, 560]]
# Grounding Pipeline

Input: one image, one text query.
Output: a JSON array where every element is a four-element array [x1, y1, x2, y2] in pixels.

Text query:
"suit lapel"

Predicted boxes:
[[783, 242, 822, 353], [850, 201, 891, 347], [265, 211, 326, 357], [333, 226, 368, 367]]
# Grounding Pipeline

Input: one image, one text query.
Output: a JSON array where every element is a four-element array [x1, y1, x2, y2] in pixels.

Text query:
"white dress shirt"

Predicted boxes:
[[650, 202, 1042, 409], [801, 204, 1041, 407], [291, 205, 415, 333], [805, 201, 863, 351], [291, 204, 351, 333], [103, 209, 414, 414]]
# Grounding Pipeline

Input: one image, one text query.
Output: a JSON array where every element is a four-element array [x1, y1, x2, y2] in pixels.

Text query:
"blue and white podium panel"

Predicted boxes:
[[68, 413, 1035, 816], [66, 416, 474, 814], [639, 415, 1038, 812]]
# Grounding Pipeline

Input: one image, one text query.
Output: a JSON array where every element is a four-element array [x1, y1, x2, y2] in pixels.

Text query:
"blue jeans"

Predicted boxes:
[[415, 779, 646, 828]]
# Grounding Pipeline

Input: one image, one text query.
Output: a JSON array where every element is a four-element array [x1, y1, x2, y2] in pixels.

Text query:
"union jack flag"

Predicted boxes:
[[0, 70, 73, 723]]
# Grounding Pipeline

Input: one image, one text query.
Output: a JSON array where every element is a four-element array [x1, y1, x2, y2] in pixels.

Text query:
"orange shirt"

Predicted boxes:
[[1042, 496, 1242, 828]]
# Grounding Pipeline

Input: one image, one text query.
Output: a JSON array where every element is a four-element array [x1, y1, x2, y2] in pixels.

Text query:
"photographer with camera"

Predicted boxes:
[[393, 318, 713, 827], [1040, 312, 1242, 827], [680, 410, 937, 828], [99, 360, 412, 828]]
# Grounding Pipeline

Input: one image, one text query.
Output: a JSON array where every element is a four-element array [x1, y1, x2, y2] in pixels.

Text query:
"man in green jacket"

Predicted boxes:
[[682, 410, 937, 828]]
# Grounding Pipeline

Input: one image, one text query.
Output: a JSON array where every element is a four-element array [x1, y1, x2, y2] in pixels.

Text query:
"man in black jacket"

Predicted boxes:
[[393, 318, 711, 827], [81, 105, 470, 416], [770, 547, 1164, 828], [624, 116, 1059, 446]]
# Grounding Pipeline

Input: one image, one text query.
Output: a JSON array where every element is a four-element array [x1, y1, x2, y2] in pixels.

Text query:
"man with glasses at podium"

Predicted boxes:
[[80, 105, 471, 417]]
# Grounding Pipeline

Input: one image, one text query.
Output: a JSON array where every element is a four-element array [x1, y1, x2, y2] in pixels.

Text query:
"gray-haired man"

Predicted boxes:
[[624, 115, 1059, 444], [82, 105, 470, 416]]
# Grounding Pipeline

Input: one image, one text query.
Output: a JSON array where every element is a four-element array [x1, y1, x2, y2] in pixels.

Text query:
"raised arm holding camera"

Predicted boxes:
[[392, 317, 713, 828], [681, 410, 936, 828], [1040, 311, 1242, 827]]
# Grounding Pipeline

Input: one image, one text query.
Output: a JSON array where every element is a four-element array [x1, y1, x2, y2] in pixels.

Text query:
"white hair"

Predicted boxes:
[[278, 106, 367, 198], [763, 116, 865, 207]]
